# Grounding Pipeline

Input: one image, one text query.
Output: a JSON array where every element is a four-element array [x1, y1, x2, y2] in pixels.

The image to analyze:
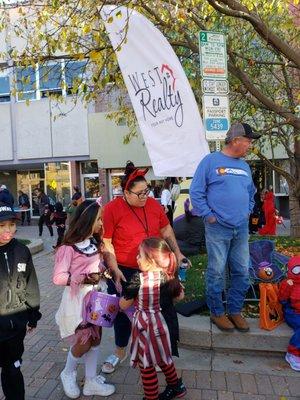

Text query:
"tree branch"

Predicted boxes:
[[207, 0, 300, 69], [228, 51, 300, 130]]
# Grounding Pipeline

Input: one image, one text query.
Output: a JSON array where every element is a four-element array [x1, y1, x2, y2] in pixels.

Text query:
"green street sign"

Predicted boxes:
[[199, 31, 228, 78]]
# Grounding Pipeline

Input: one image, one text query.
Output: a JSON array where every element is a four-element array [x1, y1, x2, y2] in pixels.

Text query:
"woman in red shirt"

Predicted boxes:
[[102, 162, 187, 374]]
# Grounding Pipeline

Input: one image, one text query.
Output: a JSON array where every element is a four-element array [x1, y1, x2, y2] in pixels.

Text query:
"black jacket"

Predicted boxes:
[[0, 239, 41, 341], [0, 189, 14, 208]]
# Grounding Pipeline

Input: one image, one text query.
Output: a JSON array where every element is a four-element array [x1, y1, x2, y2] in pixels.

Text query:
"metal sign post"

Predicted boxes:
[[199, 31, 230, 144]]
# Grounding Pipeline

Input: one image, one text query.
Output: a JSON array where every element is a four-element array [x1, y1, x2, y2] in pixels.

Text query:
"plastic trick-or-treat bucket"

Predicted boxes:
[[85, 291, 119, 327]]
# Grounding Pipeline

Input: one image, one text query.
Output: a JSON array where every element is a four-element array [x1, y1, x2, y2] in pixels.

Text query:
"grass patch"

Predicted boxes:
[[18, 239, 31, 245], [184, 252, 207, 302]]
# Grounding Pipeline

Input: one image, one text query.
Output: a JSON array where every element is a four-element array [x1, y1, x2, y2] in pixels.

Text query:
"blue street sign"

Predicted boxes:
[[205, 118, 229, 132]]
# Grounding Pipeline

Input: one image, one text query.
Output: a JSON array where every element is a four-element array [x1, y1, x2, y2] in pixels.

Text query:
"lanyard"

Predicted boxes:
[[126, 200, 149, 237]]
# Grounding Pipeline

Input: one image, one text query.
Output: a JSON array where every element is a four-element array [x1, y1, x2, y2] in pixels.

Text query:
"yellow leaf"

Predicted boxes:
[[89, 50, 101, 61], [107, 16, 113, 23], [76, 53, 85, 61], [82, 25, 91, 35]]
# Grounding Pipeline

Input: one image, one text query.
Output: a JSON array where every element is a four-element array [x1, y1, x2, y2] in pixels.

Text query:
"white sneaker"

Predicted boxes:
[[83, 376, 115, 396], [60, 369, 80, 399]]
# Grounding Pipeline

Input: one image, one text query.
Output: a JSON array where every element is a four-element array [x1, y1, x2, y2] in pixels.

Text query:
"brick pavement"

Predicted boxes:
[[0, 249, 300, 400]]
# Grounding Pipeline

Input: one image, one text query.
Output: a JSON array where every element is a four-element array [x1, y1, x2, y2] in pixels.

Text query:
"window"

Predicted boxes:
[[65, 61, 87, 94], [15, 60, 87, 102], [81, 161, 98, 174], [39, 62, 62, 97], [0, 75, 10, 102], [16, 66, 37, 101]]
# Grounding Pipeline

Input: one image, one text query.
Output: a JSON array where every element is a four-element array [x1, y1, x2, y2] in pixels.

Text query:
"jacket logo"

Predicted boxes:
[[17, 263, 26, 272]]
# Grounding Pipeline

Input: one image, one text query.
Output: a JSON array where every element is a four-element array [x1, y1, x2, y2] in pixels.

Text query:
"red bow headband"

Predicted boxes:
[[125, 168, 149, 191]]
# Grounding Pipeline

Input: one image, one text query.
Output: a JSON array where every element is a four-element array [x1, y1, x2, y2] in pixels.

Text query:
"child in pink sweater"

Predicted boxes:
[[53, 201, 115, 399]]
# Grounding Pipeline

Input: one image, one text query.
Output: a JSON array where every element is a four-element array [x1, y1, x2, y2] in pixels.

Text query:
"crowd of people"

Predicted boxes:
[[0, 122, 297, 400]]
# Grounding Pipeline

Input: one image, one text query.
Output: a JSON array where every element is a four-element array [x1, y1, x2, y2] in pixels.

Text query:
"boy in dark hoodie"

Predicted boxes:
[[0, 203, 41, 400]]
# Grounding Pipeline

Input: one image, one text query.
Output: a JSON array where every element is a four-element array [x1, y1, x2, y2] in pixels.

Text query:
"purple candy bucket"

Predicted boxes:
[[85, 291, 119, 328]]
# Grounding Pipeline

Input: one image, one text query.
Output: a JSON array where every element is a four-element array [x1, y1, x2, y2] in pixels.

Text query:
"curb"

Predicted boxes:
[[27, 239, 44, 255], [178, 315, 293, 354]]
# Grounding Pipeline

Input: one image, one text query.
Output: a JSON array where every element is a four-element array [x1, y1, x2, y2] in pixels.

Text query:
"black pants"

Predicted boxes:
[[38, 215, 53, 236], [107, 266, 138, 348], [21, 211, 30, 225], [0, 330, 26, 400], [56, 227, 65, 247], [166, 205, 173, 227]]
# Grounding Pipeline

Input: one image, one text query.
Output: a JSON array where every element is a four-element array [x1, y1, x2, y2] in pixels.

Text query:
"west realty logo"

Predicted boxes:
[[127, 64, 184, 128]]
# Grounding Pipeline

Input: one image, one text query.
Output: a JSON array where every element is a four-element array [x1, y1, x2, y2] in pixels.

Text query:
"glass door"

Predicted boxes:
[[17, 170, 45, 217]]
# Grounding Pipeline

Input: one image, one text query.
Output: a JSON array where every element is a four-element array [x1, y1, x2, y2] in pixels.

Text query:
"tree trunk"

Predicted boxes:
[[289, 127, 300, 238], [289, 192, 300, 238]]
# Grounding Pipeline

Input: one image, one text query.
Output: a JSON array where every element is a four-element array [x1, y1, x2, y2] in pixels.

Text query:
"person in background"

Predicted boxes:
[[258, 188, 276, 236], [147, 184, 155, 198], [0, 203, 41, 400], [72, 185, 82, 203], [36, 189, 53, 237], [190, 122, 260, 333], [161, 178, 173, 226], [170, 178, 181, 212], [18, 190, 31, 226], [0, 185, 14, 209], [173, 198, 205, 256], [51, 202, 67, 248]]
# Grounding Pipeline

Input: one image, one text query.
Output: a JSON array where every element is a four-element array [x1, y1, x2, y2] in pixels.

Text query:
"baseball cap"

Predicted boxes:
[[0, 184, 7, 190], [0, 203, 18, 222], [225, 123, 261, 144]]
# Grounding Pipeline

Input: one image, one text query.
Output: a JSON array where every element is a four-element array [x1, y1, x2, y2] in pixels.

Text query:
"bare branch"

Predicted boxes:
[[207, 0, 300, 69]]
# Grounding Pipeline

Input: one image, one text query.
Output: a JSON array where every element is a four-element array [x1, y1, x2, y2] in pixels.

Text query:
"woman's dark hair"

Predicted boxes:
[[63, 202, 101, 245], [55, 202, 63, 212], [163, 178, 172, 190], [71, 199, 94, 224], [121, 160, 147, 192]]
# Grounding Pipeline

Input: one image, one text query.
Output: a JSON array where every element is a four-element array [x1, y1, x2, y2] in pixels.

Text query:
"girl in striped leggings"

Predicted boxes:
[[120, 237, 186, 400]]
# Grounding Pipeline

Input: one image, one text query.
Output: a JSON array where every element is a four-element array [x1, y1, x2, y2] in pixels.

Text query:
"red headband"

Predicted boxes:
[[125, 168, 149, 191]]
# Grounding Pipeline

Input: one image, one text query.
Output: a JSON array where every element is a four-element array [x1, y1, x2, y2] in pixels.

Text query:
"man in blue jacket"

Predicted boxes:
[[190, 123, 260, 332]]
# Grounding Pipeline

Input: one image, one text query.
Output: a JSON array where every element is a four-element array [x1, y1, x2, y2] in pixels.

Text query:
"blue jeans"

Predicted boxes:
[[204, 220, 250, 316]]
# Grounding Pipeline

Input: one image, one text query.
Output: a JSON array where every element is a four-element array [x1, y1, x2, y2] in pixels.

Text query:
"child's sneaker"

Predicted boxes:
[[159, 378, 187, 399], [285, 352, 300, 371], [60, 369, 80, 399], [83, 375, 115, 396]]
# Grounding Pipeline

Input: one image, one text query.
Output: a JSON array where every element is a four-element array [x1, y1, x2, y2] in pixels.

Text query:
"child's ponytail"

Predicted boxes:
[[166, 252, 177, 279]]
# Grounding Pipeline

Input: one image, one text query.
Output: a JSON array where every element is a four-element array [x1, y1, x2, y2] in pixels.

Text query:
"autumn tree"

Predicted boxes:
[[0, 0, 300, 236]]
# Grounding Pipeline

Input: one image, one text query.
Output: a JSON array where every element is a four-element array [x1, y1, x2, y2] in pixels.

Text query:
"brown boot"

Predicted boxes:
[[210, 314, 235, 332], [228, 314, 249, 332]]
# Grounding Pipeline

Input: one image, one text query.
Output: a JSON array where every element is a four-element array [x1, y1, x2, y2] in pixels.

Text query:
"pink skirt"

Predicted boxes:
[[66, 323, 102, 346]]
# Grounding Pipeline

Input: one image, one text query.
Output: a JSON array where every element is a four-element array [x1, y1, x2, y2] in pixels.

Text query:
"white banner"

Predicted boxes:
[[101, 6, 209, 177]]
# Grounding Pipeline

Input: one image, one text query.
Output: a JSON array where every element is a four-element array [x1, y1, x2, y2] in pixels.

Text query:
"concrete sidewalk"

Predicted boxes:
[[0, 245, 299, 399]]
